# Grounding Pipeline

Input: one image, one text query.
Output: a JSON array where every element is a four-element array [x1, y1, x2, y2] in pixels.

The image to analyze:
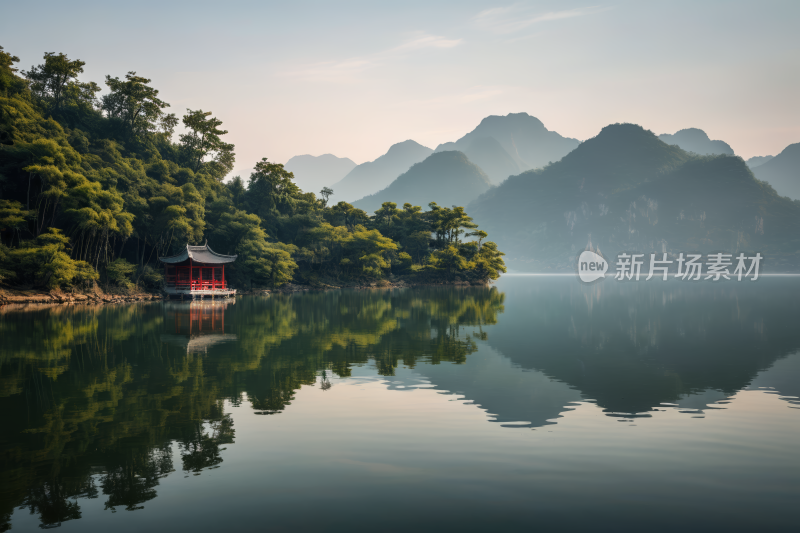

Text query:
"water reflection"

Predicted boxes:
[[0, 279, 798, 530], [483, 277, 800, 417], [160, 301, 238, 353]]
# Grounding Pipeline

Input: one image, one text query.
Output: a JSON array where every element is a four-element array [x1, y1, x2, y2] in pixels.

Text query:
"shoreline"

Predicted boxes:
[[0, 279, 493, 307], [0, 286, 166, 306]]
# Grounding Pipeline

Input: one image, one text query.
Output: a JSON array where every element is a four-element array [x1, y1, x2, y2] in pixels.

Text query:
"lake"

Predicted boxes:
[[1, 276, 798, 532]]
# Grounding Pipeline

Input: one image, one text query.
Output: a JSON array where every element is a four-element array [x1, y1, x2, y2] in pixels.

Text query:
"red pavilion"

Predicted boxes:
[[159, 243, 237, 299]]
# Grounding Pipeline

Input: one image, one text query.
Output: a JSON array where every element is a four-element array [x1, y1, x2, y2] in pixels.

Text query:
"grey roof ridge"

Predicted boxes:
[[159, 242, 238, 264]]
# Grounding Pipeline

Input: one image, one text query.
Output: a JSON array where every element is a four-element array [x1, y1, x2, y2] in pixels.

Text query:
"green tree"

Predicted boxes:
[[0, 199, 32, 245], [102, 72, 170, 139], [470, 241, 506, 280], [106, 258, 136, 288], [0, 45, 26, 97], [10, 228, 98, 288], [319, 186, 333, 207], [0, 45, 508, 291], [180, 109, 235, 179], [430, 245, 467, 280], [24, 52, 87, 114], [245, 158, 301, 218], [212, 208, 297, 288]]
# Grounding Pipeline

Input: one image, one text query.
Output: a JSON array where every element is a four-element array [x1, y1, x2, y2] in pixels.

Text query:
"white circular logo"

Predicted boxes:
[[578, 251, 608, 282]]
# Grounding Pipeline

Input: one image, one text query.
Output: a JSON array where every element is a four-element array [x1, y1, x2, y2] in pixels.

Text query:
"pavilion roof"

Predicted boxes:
[[158, 243, 237, 264]]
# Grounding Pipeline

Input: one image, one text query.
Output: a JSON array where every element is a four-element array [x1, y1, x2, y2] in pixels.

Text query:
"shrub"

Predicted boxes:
[[139, 265, 163, 289], [106, 258, 136, 289]]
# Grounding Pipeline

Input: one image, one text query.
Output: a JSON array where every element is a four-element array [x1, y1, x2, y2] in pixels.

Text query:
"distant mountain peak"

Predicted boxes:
[[595, 122, 659, 141], [284, 153, 356, 193], [329, 140, 433, 203], [384, 139, 430, 155], [670, 127, 712, 140], [532, 123, 691, 193], [658, 127, 734, 156], [751, 142, 800, 200], [352, 150, 491, 213], [476, 112, 546, 131], [437, 112, 579, 182]]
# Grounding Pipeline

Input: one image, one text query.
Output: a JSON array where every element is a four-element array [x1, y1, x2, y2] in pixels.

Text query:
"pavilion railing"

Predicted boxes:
[[165, 266, 229, 291]]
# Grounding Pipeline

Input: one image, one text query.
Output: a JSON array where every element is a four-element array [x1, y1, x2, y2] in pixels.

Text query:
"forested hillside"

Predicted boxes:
[[469, 123, 800, 272], [0, 47, 505, 290]]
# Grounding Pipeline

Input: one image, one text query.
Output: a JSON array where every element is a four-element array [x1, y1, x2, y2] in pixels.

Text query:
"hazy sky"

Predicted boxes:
[[2, 0, 798, 176]]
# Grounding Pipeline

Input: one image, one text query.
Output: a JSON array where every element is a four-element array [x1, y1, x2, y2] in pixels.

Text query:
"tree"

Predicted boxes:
[[319, 187, 333, 207], [0, 45, 26, 97], [466, 230, 488, 249], [0, 199, 32, 245], [159, 113, 179, 137], [328, 201, 368, 230], [24, 52, 87, 114], [102, 72, 170, 139], [245, 158, 301, 221], [226, 176, 247, 208], [10, 228, 98, 288], [212, 208, 297, 288], [106, 258, 136, 288], [0, 45, 510, 291], [344, 226, 397, 278], [180, 109, 235, 179], [430, 245, 467, 279], [470, 241, 506, 280]]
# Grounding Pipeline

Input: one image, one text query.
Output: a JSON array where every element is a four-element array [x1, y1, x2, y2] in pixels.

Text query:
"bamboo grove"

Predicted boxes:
[[0, 47, 506, 290]]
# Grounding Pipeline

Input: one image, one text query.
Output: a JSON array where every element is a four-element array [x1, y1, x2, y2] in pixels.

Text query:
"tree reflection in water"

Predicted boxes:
[[5, 280, 797, 530], [0, 287, 503, 529]]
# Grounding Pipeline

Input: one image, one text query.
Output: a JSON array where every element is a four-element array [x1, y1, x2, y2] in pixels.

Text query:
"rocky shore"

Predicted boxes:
[[0, 286, 165, 306]]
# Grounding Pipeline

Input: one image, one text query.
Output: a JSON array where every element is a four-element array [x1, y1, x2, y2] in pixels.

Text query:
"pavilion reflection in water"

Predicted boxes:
[[160, 300, 238, 353]]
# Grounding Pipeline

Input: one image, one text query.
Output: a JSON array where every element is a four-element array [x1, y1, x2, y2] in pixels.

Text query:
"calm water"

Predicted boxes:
[[1, 276, 799, 532]]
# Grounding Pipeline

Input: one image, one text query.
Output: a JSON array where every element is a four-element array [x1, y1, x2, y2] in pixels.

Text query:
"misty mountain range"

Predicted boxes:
[[469, 123, 800, 272], [289, 112, 580, 202], [283, 113, 799, 271], [657, 128, 734, 156], [434, 112, 580, 183], [351, 151, 492, 213], [328, 140, 433, 203], [284, 153, 356, 194], [750, 143, 800, 200]]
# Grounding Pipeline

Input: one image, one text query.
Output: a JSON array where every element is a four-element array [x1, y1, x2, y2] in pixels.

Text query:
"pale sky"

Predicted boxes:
[[2, 0, 798, 176]]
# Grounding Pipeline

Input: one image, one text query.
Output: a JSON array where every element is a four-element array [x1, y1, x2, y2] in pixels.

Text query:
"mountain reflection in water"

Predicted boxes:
[[0, 278, 798, 531]]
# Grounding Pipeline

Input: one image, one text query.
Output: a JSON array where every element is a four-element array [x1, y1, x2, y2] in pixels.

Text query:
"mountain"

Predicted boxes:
[[436, 136, 522, 185], [746, 155, 774, 169], [284, 154, 356, 194], [468, 123, 800, 272], [435, 112, 580, 183], [329, 140, 433, 202], [352, 151, 492, 213], [752, 143, 800, 200], [658, 128, 734, 156]]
